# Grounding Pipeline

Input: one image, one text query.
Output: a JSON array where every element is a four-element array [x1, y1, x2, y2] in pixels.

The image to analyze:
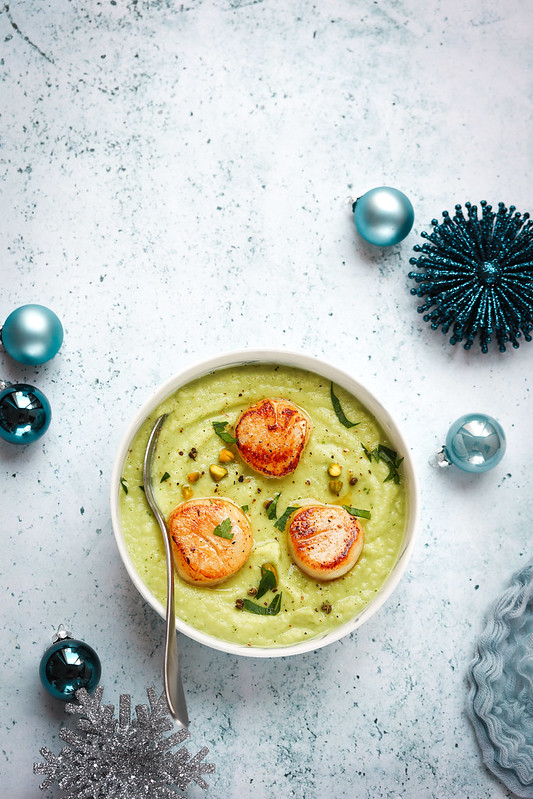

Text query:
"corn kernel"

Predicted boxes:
[[219, 448, 235, 463], [181, 485, 193, 500], [329, 479, 343, 494], [187, 471, 200, 483], [328, 463, 342, 477]]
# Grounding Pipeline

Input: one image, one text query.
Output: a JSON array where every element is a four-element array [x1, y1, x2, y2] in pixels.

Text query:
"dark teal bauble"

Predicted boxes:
[[39, 637, 101, 701], [0, 383, 51, 444]]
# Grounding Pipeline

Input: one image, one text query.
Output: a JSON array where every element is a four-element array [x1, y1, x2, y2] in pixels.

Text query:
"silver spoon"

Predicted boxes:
[[143, 413, 189, 729]]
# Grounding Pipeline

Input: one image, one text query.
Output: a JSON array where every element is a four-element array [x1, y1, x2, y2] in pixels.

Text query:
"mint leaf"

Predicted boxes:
[[274, 505, 299, 531], [212, 420, 237, 444], [266, 492, 281, 520], [330, 383, 358, 428], [242, 593, 282, 616], [342, 505, 371, 520]]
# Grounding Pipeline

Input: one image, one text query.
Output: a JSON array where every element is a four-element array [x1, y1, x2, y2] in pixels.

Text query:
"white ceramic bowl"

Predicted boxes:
[[110, 349, 419, 658]]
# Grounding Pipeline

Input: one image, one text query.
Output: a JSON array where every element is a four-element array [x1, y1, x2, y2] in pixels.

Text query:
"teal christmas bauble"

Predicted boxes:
[[445, 413, 506, 473], [39, 637, 101, 701], [0, 383, 51, 444], [2, 304, 63, 365], [353, 187, 414, 246]]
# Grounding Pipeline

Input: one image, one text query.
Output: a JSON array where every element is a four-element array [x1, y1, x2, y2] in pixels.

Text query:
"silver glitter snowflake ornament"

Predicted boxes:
[[34, 686, 215, 797], [408, 201, 533, 352]]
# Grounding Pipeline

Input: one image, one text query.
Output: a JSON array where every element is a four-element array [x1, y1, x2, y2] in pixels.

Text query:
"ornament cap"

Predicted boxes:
[[432, 448, 452, 469], [52, 624, 73, 643]]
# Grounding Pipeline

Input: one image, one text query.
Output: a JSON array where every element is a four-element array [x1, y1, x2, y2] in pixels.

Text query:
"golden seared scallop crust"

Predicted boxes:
[[235, 397, 311, 478], [168, 498, 253, 586], [287, 504, 364, 581]]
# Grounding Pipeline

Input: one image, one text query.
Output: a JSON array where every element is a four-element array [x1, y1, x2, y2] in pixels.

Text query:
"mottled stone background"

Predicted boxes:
[[1, 1, 532, 796]]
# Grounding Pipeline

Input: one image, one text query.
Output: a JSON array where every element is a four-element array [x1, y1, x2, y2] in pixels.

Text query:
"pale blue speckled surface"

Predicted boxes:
[[1, 1, 532, 797]]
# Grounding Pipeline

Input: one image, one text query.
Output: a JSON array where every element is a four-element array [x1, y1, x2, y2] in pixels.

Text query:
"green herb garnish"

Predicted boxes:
[[377, 445, 404, 484], [256, 568, 277, 599], [242, 593, 282, 615], [342, 505, 371, 520], [213, 517, 233, 540], [160, 471, 170, 483], [362, 443, 372, 461], [120, 477, 128, 495], [241, 505, 249, 513], [274, 505, 299, 531], [212, 420, 237, 444], [361, 443, 403, 484], [330, 382, 358, 428], [266, 492, 281, 520]]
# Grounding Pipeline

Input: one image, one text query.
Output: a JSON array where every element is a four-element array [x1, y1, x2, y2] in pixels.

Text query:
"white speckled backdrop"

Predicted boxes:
[[1, 1, 531, 797]]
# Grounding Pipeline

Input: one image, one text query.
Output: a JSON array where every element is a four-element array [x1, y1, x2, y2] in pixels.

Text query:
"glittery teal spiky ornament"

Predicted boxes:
[[408, 202, 533, 353]]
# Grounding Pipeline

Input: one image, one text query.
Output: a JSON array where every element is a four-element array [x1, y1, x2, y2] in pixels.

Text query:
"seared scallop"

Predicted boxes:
[[287, 504, 364, 581], [235, 398, 311, 478], [168, 497, 252, 586]]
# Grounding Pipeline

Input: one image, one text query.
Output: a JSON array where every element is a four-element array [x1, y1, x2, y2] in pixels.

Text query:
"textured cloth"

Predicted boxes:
[[467, 559, 533, 797]]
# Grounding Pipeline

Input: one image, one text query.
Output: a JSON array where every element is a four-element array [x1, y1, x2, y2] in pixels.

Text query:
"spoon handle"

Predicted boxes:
[[143, 414, 189, 729]]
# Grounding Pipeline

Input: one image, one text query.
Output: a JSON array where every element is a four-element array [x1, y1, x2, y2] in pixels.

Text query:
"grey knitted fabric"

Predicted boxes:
[[467, 559, 533, 798]]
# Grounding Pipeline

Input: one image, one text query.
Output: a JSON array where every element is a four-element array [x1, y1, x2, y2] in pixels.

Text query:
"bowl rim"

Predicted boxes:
[[110, 347, 420, 658]]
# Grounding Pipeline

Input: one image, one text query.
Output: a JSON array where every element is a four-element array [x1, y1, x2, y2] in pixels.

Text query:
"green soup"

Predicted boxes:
[[119, 364, 408, 648]]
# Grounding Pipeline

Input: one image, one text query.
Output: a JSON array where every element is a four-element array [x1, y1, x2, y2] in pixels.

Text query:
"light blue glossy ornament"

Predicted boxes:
[[0, 381, 51, 444], [353, 186, 414, 246], [437, 413, 506, 473], [39, 626, 101, 701], [1, 304, 63, 365]]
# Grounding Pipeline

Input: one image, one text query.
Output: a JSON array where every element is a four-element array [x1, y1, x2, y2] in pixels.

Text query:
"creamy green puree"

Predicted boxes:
[[119, 364, 407, 648]]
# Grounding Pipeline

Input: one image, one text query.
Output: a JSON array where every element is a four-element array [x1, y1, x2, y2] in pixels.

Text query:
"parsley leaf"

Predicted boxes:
[[213, 517, 233, 540], [160, 471, 170, 483]]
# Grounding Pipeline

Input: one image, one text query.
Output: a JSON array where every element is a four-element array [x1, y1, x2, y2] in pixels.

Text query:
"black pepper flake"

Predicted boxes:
[[188, 447, 198, 460], [321, 601, 332, 614], [235, 598, 244, 610]]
